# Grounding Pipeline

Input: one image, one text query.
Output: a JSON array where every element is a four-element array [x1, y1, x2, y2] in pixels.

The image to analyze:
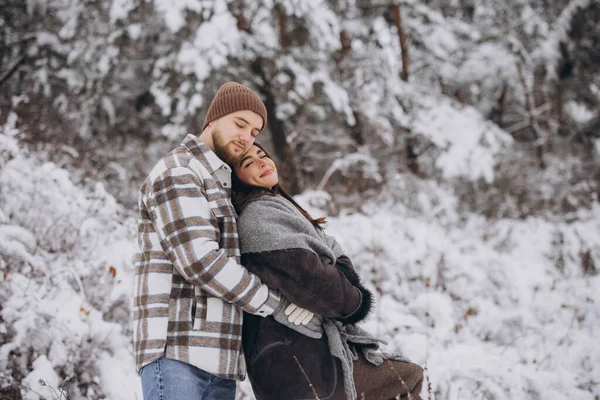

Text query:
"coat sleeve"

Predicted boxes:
[[333, 255, 362, 286], [321, 233, 362, 286], [241, 249, 373, 324]]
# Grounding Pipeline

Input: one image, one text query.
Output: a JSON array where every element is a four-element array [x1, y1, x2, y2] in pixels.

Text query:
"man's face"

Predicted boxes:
[[210, 110, 263, 165]]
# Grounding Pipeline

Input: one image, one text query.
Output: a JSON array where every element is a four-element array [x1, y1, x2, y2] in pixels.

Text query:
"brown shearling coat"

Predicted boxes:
[[241, 250, 423, 399]]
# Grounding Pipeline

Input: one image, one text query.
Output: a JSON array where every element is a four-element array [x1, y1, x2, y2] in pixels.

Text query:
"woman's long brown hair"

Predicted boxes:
[[231, 143, 326, 231]]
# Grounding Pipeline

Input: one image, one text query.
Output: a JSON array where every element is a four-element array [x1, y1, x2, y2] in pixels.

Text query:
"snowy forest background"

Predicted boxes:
[[1, 0, 599, 399]]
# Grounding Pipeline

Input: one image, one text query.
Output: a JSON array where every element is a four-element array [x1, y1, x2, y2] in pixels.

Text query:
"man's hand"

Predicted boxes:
[[273, 298, 323, 339]]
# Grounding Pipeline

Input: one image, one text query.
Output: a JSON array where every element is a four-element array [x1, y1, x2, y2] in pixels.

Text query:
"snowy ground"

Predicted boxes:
[[1, 120, 599, 399]]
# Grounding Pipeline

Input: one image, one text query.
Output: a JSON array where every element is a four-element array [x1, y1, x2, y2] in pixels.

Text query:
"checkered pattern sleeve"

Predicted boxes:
[[143, 166, 280, 316]]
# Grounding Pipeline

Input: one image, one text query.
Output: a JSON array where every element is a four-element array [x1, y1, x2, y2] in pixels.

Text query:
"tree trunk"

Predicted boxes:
[[251, 57, 300, 193], [406, 135, 420, 175], [351, 110, 364, 145], [489, 83, 507, 126], [516, 62, 546, 168], [275, 4, 289, 50], [393, 4, 409, 82]]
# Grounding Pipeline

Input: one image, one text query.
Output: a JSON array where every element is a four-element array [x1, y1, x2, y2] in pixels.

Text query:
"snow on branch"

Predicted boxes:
[[317, 152, 382, 191], [534, 0, 592, 80]]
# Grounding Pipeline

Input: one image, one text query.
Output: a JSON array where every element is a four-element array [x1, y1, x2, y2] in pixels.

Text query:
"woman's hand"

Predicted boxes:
[[273, 298, 323, 339], [285, 303, 315, 325]]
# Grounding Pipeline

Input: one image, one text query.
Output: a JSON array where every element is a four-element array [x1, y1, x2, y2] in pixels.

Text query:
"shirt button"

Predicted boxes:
[[223, 183, 228, 186]]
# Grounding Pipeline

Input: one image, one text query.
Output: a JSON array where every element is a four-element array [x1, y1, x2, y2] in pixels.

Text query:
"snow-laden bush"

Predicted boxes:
[[456, 150, 599, 219], [408, 90, 514, 184], [322, 190, 600, 400], [0, 120, 140, 399]]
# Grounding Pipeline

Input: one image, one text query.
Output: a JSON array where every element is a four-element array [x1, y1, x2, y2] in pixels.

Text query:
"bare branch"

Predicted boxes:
[[393, 4, 409, 81], [0, 55, 26, 87]]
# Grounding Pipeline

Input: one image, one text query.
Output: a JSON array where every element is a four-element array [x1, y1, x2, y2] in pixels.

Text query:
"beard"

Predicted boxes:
[[211, 127, 245, 165]]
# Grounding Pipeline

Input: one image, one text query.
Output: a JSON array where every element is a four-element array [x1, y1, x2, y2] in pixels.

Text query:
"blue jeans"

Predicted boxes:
[[140, 355, 236, 400]]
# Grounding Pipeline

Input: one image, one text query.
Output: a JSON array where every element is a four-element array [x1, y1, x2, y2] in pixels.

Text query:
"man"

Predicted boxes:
[[134, 82, 321, 399]]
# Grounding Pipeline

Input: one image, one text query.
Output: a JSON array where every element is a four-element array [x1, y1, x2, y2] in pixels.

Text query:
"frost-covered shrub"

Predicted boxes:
[[0, 124, 139, 399], [1, 161, 95, 253], [0, 113, 21, 168], [323, 199, 600, 400], [316, 151, 383, 197], [455, 149, 599, 219]]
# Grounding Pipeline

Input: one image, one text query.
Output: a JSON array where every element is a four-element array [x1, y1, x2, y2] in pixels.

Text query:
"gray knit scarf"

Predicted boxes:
[[237, 195, 409, 400]]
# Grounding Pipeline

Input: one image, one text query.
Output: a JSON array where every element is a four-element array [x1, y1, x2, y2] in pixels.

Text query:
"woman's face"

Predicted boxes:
[[235, 145, 279, 189]]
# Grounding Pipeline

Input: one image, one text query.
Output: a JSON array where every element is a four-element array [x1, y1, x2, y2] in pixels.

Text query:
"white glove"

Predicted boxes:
[[285, 303, 315, 326], [273, 299, 323, 338]]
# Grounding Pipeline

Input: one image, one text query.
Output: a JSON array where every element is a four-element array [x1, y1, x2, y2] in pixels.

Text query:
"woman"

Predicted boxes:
[[231, 143, 424, 400]]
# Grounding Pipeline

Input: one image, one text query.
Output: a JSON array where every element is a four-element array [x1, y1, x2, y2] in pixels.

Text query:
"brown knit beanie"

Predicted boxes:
[[202, 82, 267, 131]]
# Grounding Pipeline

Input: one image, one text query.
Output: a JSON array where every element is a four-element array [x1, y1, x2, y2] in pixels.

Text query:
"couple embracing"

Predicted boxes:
[[133, 82, 424, 400]]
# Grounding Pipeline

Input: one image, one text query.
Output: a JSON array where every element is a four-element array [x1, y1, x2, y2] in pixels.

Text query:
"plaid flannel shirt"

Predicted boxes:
[[133, 134, 281, 380]]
